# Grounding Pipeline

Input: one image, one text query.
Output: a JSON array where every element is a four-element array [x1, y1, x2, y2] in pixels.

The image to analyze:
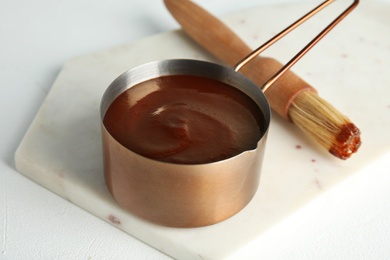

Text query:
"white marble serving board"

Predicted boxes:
[[15, 1, 390, 259]]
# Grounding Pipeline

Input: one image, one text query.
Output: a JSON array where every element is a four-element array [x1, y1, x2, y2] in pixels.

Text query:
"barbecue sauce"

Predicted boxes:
[[103, 75, 265, 164], [329, 123, 361, 160]]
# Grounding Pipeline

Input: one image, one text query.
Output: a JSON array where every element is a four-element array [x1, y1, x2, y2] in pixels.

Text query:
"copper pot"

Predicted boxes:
[[100, 59, 271, 227]]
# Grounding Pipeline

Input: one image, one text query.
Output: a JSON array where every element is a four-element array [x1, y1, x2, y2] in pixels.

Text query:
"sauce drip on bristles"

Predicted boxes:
[[289, 90, 361, 159]]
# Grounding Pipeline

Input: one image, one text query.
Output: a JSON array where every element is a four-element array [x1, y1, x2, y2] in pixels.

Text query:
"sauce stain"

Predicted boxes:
[[329, 123, 361, 160], [108, 215, 121, 225]]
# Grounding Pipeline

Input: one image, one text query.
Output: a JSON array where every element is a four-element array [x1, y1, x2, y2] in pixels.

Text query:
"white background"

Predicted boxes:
[[1, 0, 390, 259]]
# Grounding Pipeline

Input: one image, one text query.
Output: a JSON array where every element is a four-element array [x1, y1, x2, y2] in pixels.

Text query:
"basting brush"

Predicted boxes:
[[164, 0, 361, 159]]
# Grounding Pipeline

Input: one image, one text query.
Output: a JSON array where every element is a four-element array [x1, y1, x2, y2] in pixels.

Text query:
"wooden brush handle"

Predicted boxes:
[[164, 0, 316, 120]]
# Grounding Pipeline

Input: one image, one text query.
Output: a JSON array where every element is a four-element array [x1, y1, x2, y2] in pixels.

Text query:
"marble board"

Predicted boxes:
[[15, 1, 390, 259]]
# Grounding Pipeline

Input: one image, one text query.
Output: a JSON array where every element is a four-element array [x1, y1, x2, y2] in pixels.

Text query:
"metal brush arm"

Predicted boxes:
[[233, 0, 359, 92]]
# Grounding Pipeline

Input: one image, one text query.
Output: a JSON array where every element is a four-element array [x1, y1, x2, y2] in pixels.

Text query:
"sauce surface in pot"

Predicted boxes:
[[103, 75, 266, 164]]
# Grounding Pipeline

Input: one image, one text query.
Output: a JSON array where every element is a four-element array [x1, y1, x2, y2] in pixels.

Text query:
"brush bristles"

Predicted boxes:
[[289, 91, 361, 159]]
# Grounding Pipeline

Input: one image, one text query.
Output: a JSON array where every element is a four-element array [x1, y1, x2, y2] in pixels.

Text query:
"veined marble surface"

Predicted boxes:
[[3, 0, 390, 259]]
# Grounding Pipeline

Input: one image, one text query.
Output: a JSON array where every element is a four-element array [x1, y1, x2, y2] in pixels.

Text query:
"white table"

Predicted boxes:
[[1, 0, 390, 259]]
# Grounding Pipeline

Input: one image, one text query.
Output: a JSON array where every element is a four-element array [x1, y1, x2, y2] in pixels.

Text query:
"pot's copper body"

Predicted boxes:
[[102, 125, 267, 227], [100, 60, 271, 227]]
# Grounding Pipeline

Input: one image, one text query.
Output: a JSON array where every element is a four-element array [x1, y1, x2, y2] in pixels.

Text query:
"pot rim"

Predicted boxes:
[[100, 59, 271, 166]]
